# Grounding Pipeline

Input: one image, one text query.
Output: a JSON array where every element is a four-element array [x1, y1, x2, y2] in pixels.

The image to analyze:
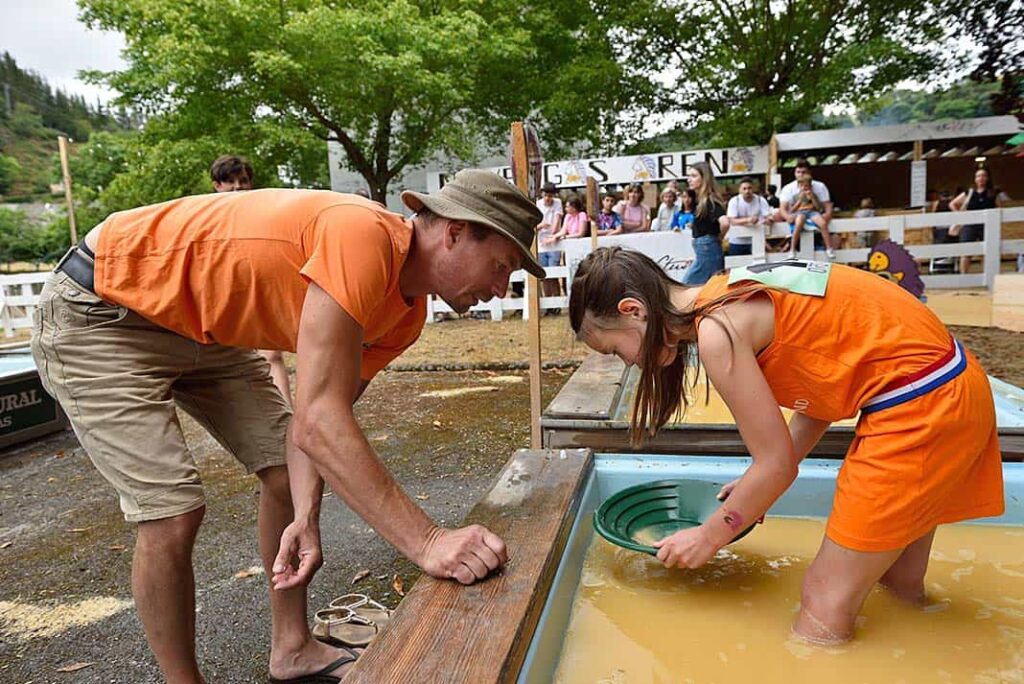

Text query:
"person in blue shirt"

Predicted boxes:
[[671, 188, 697, 231]]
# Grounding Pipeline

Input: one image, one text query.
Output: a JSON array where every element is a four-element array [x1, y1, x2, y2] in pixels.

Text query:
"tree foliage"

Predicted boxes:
[[80, 0, 646, 201], [0, 154, 21, 194], [941, 0, 1024, 118], [601, 0, 944, 145], [0, 51, 122, 140], [0, 207, 70, 267]]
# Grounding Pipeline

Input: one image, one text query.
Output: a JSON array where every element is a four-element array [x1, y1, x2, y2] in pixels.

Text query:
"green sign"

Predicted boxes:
[[0, 375, 58, 436]]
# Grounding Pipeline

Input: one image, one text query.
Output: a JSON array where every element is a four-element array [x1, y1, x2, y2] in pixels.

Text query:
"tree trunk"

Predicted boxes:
[[366, 175, 389, 205]]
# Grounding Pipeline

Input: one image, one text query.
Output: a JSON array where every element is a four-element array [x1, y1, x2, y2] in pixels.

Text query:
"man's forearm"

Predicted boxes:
[[296, 410, 437, 564], [286, 432, 325, 520]]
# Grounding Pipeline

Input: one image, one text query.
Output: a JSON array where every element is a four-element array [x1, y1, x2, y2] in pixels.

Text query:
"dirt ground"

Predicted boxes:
[[392, 314, 588, 368], [949, 325, 1024, 387], [0, 365, 572, 683], [1, 313, 1021, 682]]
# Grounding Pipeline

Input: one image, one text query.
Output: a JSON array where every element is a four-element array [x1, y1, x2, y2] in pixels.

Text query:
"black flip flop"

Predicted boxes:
[[268, 647, 359, 684]]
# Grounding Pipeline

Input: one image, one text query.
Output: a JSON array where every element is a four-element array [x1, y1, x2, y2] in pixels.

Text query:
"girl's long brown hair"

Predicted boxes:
[[569, 246, 760, 444]]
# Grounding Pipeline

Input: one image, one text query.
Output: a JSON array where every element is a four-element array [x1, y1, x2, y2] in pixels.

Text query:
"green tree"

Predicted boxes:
[[857, 80, 999, 126], [60, 130, 133, 191], [0, 207, 69, 268], [9, 102, 44, 137], [80, 0, 644, 201], [0, 154, 21, 194], [943, 0, 1023, 118], [600, 0, 942, 145]]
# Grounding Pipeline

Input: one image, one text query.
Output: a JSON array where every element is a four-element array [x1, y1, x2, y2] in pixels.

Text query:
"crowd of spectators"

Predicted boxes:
[[527, 157, 1013, 291]]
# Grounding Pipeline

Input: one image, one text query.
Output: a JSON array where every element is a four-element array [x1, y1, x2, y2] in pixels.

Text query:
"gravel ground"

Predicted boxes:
[[0, 368, 570, 683]]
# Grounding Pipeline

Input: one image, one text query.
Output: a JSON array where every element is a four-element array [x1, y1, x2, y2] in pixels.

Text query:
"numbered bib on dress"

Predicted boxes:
[[727, 260, 832, 297]]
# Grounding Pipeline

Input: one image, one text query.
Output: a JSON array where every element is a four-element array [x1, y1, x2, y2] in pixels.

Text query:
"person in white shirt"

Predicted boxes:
[[725, 177, 773, 256], [666, 179, 684, 209], [536, 182, 564, 306], [651, 188, 679, 231], [779, 159, 837, 259]]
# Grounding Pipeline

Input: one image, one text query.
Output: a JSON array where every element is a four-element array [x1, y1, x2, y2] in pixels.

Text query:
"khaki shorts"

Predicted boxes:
[[30, 269, 290, 522]]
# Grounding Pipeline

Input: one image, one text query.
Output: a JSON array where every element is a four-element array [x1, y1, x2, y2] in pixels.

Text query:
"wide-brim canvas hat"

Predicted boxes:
[[401, 169, 545, 278]]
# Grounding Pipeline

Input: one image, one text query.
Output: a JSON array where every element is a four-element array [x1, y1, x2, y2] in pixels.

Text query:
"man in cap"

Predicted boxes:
[[31, 170, 543, 684]]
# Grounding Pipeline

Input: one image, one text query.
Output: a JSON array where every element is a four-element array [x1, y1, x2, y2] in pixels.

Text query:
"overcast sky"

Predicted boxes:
[[0, 0, 126, 104]]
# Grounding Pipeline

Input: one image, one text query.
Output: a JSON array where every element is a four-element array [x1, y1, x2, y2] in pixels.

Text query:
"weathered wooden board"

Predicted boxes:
[[993, 274, 1024, 332], [543, 354, 628, 421], [344, 448, 593, 684]]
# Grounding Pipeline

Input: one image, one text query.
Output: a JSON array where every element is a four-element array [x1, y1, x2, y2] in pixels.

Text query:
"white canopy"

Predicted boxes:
[[775, 116, 1022, 152]]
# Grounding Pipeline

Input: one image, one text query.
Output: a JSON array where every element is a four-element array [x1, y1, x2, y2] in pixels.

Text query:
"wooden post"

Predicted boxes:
[[586, 176, 599, 252], [767, 134, 778, 189], [913, 140, 923, 161], [511, 122, 543, 449], [57, 136, 77, 245]]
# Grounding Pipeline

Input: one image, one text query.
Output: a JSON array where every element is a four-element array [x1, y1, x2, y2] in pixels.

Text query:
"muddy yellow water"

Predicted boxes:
[[554, 518, 1024, 684], [619, 367, 858, 427]]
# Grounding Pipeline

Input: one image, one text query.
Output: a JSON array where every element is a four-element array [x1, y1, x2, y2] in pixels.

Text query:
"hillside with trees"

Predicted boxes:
[[0, 51, 133, 201]]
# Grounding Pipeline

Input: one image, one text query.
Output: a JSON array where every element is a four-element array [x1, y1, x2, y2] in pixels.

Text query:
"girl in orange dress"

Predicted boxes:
[[569, 247, 1003, 643]]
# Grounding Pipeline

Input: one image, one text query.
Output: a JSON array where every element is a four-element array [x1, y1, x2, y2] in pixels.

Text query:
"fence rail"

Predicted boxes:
[[426, 207, 1024, 322]]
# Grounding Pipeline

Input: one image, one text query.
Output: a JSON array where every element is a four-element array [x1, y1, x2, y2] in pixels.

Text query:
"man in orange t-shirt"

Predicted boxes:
[[31, 169, 543, 684]]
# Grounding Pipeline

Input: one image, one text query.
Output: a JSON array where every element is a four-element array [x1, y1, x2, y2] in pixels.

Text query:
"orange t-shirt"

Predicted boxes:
[[95, 189, 426, 380], [696, 264, 953, 423]]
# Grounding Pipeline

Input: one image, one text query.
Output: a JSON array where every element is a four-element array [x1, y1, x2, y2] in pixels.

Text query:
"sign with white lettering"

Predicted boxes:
[[910, 160, 927, 208], [0, 376, 58, 437], [430, 146, 769, 192], [562, 231, 697, 287]]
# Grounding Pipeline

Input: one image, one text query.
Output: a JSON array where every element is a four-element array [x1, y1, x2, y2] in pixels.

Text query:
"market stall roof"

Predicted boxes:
[[775, 116, 1022, 152]]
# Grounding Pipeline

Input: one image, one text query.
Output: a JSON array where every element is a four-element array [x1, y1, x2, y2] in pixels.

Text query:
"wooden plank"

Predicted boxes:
[[993, 273, 1024, 332], [543, 421, 853, 457], [544, 353, 628, 420], [586, 176, 599, 251], [345, 448, 594, 684], [541, 423, 1024, 461]]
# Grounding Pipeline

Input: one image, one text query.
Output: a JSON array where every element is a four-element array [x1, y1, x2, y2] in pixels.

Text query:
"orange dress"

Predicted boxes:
[[696, 264, 1003, 552]]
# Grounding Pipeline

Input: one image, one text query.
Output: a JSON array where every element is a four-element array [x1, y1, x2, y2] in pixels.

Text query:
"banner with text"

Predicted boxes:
[[428, 145, 769, 192], [562, 231, 697, 286]]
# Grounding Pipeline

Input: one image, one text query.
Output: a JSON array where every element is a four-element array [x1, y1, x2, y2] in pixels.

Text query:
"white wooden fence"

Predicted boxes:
[[0, 272, 47, 339], [1, 208, 1021, 336], [426, 206, 1024, 322]]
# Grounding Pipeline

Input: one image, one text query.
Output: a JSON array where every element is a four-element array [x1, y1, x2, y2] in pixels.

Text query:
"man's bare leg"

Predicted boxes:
[[258, 466, 355, 680], [133, 507, 207, 684], [819, 218, 835, 253], [260, 351, 292, 408], [790, 214, 806, 257]]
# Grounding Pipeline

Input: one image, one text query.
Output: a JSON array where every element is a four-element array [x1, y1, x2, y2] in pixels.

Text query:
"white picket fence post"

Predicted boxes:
[[983, 208, 1002, 290], [0, 288, 10, 339]]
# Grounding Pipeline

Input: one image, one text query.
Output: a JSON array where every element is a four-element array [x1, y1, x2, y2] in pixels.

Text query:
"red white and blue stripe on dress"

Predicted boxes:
[[860, 338, 967, 414]]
